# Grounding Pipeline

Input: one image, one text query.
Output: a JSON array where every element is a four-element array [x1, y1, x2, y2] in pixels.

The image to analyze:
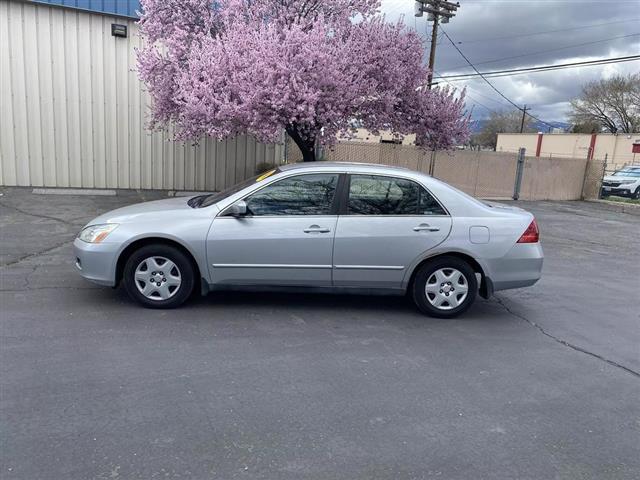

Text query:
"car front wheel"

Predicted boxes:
[[123, 244, 195, 308], [412, 256, 478, 318]]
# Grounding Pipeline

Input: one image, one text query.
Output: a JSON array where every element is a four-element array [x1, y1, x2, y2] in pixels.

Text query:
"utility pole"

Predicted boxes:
[[519, 105, 530, 133], [427, 15, 439, 89], [415, 0, 460, 89]]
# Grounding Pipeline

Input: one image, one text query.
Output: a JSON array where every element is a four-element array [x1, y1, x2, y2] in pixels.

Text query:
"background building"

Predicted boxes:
[[496, 133, 640, 171], [337, 128, 417, 145], [0, 0, 283, 192]]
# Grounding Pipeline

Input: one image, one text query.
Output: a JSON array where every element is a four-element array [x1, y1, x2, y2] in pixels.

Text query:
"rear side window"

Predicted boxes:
[[244, 174, 339, 216], [348, 175, 446, 216]]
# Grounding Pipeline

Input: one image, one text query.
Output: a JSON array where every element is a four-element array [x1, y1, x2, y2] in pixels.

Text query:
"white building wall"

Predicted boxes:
[[0, 0, 282, 190]]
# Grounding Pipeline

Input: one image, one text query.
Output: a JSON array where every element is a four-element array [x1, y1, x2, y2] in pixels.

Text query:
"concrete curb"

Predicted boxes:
[[33, 188, 116, 196], [25, 187, 216, 198], [585, 199, 640, 216]]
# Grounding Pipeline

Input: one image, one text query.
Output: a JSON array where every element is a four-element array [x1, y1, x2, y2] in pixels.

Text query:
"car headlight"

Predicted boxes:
[[78, 224, 119, 243], [617, 180, 635, 185]]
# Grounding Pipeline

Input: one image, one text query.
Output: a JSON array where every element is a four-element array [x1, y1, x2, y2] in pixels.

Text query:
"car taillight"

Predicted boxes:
[[517, 219, 539, 243]]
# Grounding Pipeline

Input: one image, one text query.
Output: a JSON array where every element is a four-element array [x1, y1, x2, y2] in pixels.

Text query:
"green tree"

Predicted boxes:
[[475, 110, 536, 150], [570, 121, 602, 134]]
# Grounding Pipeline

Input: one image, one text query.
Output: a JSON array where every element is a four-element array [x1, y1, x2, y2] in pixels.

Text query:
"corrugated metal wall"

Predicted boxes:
[[0, 0, 283, 191]]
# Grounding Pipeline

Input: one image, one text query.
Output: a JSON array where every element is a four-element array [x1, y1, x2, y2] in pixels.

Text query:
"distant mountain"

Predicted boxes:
[[469, 119, 571, 134], [530, 120, 571, 133]]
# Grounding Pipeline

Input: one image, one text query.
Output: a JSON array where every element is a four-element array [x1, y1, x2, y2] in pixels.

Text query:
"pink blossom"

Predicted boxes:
[[137, 0, 469, 161]]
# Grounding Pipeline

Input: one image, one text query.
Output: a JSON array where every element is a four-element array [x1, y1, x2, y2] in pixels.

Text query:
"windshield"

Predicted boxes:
[[612, 169, 640, 178], [190, 168, 280, 208]]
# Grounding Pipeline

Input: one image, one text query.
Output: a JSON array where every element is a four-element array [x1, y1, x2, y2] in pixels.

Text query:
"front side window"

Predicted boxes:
[[348, 175, 446, 216], [244, 174, 339, 216]]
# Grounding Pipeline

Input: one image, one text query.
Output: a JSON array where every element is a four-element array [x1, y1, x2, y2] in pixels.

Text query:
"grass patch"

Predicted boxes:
[[602, 195, 640, 205]]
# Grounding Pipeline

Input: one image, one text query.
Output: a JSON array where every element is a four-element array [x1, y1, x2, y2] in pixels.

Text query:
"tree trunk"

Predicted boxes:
[[301, 147, 316, 162], [286, 125, 316, 162]]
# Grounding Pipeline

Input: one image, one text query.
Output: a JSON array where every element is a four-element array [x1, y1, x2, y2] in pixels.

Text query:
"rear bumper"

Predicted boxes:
[[73, 238, 119, 287], [487, 242, 543, 292]]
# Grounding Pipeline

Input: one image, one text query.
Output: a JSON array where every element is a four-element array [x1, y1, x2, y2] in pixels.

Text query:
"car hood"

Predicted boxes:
[[87, 197, 198, 225], [603, 175, 636, 182]]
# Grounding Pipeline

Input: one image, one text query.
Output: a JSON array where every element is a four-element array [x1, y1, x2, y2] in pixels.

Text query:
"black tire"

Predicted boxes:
[[632, 187, 640, 200], [411, 256, 478, 318], [122, 244, 195, 309]]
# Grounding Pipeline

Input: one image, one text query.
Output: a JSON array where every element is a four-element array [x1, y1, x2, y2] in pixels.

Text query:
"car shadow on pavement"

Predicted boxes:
[[100, 285, 514, 326]]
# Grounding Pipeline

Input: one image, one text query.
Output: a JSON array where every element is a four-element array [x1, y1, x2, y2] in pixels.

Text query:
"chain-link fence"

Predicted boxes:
[[581, 158, 607, 200]]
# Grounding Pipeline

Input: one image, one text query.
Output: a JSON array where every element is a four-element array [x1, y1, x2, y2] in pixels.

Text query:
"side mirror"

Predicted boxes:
[[227, 200, 247, 217]]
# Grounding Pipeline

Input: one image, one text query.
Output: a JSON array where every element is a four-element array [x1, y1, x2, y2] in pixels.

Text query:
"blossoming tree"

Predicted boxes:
[[137, 0, 469, 162]]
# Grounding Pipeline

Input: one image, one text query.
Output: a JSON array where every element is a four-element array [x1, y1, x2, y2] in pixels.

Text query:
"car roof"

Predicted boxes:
[[279, 161, 415, 175]]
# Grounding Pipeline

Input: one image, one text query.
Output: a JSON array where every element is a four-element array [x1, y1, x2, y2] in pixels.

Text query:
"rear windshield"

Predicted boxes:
[[189, 168, 280, 208]]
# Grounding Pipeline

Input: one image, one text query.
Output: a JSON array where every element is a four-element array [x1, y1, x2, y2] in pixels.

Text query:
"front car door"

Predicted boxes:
[[207, 173, 341, 287], [332, 174, 452, 289]]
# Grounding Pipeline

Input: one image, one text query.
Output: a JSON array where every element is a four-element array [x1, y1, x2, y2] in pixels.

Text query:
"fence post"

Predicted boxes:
[[513, 147, 526, 200], [598, 153, 608, 199], [428, 150, 436, 176]]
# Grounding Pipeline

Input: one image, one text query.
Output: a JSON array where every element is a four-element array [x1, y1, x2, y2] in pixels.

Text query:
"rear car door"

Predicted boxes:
[[207, 173, 340, 287], [332, 174, 452, 288]]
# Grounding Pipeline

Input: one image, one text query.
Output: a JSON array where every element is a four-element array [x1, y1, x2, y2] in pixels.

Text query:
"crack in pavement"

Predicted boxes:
[[0, 200, 84, 268], [494, 295, 640, 379], [0, 200, 80, 227], [1, 286, 99, 293], [0, 238, 74, 269]]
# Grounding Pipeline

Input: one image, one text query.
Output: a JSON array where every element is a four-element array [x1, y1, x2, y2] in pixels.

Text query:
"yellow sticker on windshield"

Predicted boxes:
[[256, 169, 276, 182]]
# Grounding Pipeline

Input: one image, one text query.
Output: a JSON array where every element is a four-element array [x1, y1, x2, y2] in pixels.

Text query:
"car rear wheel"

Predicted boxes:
[[412, 256, 478, 318], [123, 244, 195, 308], [632, 187, 640, 200]]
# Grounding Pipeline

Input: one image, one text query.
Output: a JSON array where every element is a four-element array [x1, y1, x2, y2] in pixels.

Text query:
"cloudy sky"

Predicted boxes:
[[380, 0, 640, 123]]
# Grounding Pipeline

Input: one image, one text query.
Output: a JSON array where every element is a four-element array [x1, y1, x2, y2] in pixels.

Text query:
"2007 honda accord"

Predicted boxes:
[[74, 162, 543, 318]]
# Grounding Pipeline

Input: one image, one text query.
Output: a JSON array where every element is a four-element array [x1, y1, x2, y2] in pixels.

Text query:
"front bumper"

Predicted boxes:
[[601, 186, 634, 196], [73, 238, 120, 286], [487, 242, 543, 292]]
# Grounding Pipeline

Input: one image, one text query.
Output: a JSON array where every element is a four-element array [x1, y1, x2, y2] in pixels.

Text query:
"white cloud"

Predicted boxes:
[[379, 0, 640, 122]]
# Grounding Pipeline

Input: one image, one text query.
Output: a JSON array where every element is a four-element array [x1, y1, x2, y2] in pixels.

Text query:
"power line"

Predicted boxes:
[[436, 55, 640, 81], [434, 70, 497, 113], [438, 26, 555, 128], [444, 33, 640, 71], [465, 84, 512, 107], [454, 18, 640, 44]]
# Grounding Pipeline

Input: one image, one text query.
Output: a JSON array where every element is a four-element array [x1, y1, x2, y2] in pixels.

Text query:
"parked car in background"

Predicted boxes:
[[601, 166, 640, 199], [73, 163, 543, 318]]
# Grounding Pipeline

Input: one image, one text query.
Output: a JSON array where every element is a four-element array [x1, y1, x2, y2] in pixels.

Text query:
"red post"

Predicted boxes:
[[588, 133, 597, 160], [535, 133, 543, 157]]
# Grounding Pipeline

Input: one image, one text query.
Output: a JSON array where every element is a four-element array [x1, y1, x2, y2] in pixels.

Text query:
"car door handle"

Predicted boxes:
[[304, 225, 331, 234], [413, 224, 440, 232]]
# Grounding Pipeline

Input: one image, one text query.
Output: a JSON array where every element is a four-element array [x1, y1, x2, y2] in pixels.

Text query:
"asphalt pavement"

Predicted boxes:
[[1, 187, 638, 480]]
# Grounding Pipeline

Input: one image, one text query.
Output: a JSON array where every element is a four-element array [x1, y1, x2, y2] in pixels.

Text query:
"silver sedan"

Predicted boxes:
[[74, 162, 543, 318]]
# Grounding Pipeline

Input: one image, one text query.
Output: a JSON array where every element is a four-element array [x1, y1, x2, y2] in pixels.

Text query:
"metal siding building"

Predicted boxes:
[[0, 0, 283, 191], [32, 0, 140, 18]]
